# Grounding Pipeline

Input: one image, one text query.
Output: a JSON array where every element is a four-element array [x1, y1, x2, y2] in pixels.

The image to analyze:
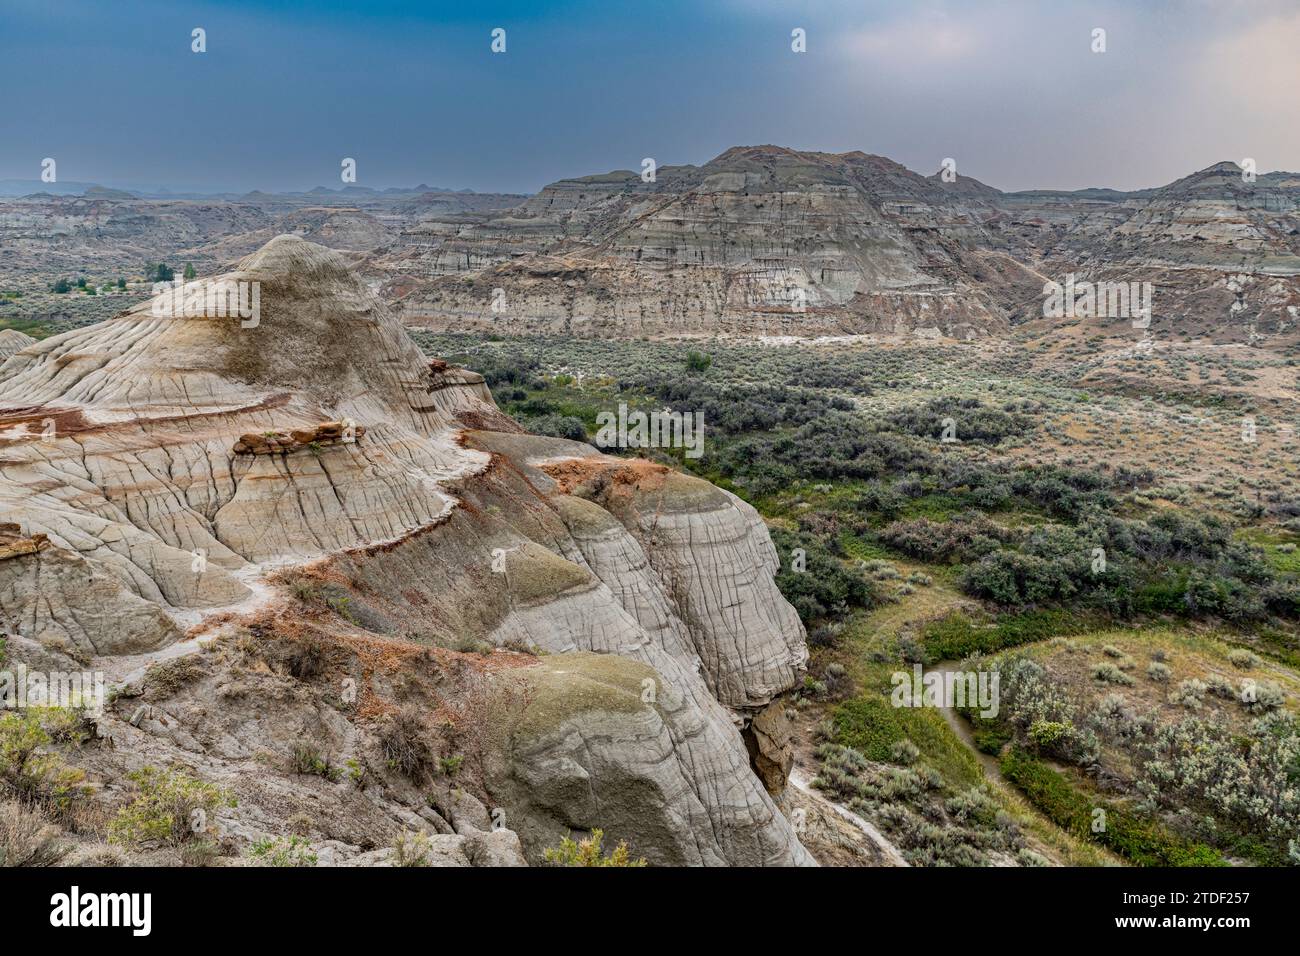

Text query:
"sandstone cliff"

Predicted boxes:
[[0, 236, 812, 866]]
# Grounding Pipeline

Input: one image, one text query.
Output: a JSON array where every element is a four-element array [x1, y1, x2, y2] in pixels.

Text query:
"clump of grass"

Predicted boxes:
[[285, 574, 321, 604], [290, 745, 342, 782], [270, 636, 328, 680], [143, 655, 206, 697], [0, 799, 70, 867], [379, 706, 436, 782], [248, 835, 317, 867], [392, 829, 435, 867]]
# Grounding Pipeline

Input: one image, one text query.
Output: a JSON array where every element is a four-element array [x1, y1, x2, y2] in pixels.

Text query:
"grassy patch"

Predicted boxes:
[[1236, 527, 1300, 574], [0, 317, 55, 339], [922, 609, 1094, 661], [831, 696, 982, 790], [1000, 748, 1224, 867]]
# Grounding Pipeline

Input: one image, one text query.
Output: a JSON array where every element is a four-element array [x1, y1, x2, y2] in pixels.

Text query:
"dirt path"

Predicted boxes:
[[931, 659, 1006, 785]]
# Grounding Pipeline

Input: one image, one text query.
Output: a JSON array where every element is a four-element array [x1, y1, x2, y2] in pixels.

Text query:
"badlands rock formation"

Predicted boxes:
[[1005, 162, 1300, 343], [371, 148, 1300, 346], [0, 188, 523, 279], [0, 236, 812, 865], [5, 149, 1295, 348], [0, 330, 35, 363], [376, 145, 1022, 339]]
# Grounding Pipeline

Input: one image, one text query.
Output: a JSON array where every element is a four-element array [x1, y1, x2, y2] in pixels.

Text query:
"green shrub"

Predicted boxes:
[[770, 527, 881, 625], [108, 766, 234, 848], [0, 712, 86, 814], [1205, 675, 1236, 699], [438, 754, 463, 777], [1228, 649, 1260, 669], [1091, 663, 1134, 686], [684, 351, 712, 373], [1168, 678, 1207, 709], [1241, 680, 1285, 714], [880, 512, 1014, 563], [922, 609, 1085, 660], [973, 724, 1012, 755], [1131, 712, 1298, 860], [1146, 661, 1172, 682], [527, 414, 588, 442], [392, 829, 435, 867], [883, 397, 1036, 446], [890, 739, 921, 765], [542, 828, 646, 867], [1027, 720, 1072, 749]]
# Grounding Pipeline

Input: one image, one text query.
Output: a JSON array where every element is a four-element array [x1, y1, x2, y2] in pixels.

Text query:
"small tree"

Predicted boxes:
[[183, 262, 197, 281], [51, 278, 71, 294], [116, 277, 126, 290]]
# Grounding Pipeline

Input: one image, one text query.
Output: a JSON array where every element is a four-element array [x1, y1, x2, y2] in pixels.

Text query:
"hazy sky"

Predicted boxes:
[[1, 0, 1297, 194]]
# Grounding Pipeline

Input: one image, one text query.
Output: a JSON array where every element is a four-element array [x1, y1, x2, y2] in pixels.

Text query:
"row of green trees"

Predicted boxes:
[[50, 262, 196, 294]]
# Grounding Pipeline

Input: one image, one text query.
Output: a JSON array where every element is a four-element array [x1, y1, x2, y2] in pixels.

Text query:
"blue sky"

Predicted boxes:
[[1, 0, 1296, 193]]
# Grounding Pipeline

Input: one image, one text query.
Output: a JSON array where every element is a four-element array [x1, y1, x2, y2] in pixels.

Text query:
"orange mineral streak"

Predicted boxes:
[[539, 456, 671, 495]]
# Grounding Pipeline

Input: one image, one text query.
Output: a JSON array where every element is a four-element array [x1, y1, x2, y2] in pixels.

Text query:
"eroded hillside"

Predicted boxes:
[[0, 236, 813, 866]]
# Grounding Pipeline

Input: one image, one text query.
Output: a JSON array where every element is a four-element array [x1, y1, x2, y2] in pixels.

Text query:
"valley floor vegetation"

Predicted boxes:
[[414, 330, 1300, 867]]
